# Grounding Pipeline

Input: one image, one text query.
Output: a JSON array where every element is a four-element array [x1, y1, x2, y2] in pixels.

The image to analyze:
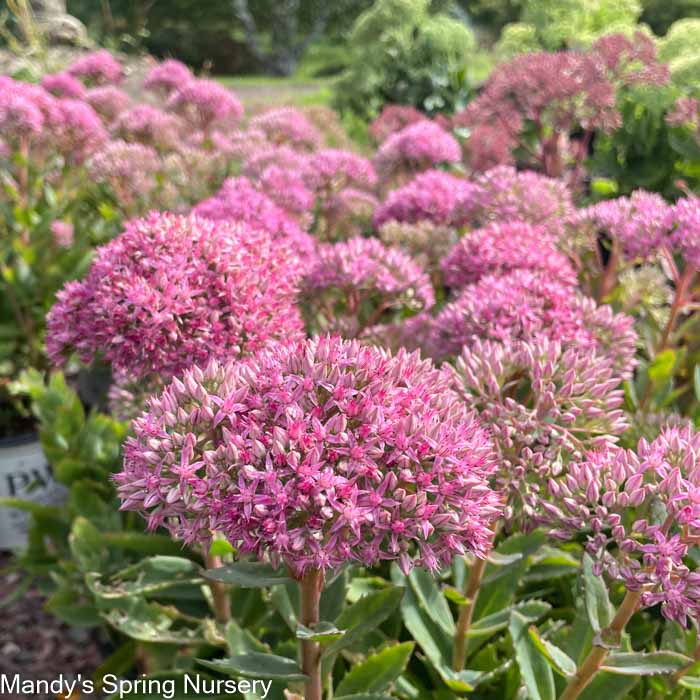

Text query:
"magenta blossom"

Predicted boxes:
[[41, 72, 86, 99], [430, 269, 637, 376], [670, 196, 700, 269], [85, 86, 131, 122], [369, 105, 428, 143], [304, 149, 377, 193], [67, 49, 124, 85], [116, 336, 502, 576], [373, 170, 479, 228], [441, 221, 577, 289], [143, 59, 193, 95], [46, 212, 305, 380], [374, 120, 461, 181]]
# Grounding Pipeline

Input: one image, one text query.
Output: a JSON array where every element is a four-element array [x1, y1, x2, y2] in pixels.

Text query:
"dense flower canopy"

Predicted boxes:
[[116, 336, 502, 575], [46, 212, 305, 380]]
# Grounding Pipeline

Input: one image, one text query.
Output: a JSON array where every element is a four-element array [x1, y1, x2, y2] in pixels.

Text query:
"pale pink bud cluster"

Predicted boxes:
[[249, 107, 322, 151], [258, 165, 315, 217], [85, 86, 131, 122], [441, 221, 577, 289], [453, 336, 627, 526], [304, 148, 378, 193], [373, 170, 479, 228], [544, 426, 700, 626], [116, 336, 502, 575], [301, 237, 434, 336], [49, 220, 74, 248], [374, 121, 461, 180], [88, 140, 162, 197], [46, 212, 304, 380], [115, 105, 183, 150]]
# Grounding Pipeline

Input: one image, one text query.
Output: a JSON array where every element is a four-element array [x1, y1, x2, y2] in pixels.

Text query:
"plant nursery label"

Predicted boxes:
[[0, 439, 66, 550]]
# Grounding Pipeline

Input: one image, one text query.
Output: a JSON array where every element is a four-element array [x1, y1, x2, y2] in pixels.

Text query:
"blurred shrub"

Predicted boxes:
[[495, 0, 646, 56], [658, 18, 700, 89], [334, 0, 479, 120]]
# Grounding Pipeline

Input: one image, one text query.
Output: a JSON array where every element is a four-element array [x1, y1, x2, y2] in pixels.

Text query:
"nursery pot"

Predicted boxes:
[[0, 433, 66, 551]]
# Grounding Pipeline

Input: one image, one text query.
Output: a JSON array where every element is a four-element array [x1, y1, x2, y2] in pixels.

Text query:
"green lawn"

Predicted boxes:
[[215, 75, 334, 108]]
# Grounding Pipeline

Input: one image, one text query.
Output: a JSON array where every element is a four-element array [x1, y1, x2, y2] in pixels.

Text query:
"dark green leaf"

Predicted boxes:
[[335, 642, 414, 695], [582, 554, 612, 634], [509, 611, 555, 700], [601, 651, 691, 676], [197, 653, 307, 681], [528, 627, 576, 677], [202, 561, 291, 588]]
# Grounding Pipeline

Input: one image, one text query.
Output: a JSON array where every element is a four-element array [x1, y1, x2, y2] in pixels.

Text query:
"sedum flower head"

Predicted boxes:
[[41, 72, 86, 99], [373, 170, 479, 228], [580, 190, 673, 261], [441, 220, 577, 289], [115, 105, 183, 150], [116, 336, 502, 576], [430, 269, 637, 376], [301, 237, 434, 336], [369, 104, 428, 143], [143, 59, 194, 95], [379, 220, 458, 274], [167, 79, 243, 131], [67, 49, 124, 85], [46, 212, 304, 380], [453, 336, 628, 526], [85, 86, 131, 122], [670, 196, 700, 269], [544, 426, 700, 626], [304, 148, 377, 193], [374, 120, 461, 181], [249, 107, 322, 151], [192, 176, 316, 259], [472, 166, 575, 234]]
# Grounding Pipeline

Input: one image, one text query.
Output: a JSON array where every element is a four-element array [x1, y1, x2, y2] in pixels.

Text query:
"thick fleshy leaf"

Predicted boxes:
[[197, 653, 307, 681], [296, 622, 345, 643], [202, 561, 291, 588], [322, 586, 404, 658], [601, 651, 691, 676], [582, 554, 612, 634], [335, 642, 414, 695], [528, 627, 576, 677], [86, 557, 201, 599], [509, 611, 555, 700], [469, 600, 551, 638], [408, 568, 455, 635], [69, 516, 106, 572]]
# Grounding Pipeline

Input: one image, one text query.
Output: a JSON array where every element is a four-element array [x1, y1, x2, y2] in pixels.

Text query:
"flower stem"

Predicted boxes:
[[669, 641, 700, 686], [300, 568, 324, 700], [452, 555, 488, 671], [204, 549, 231, 624], [559, 589, 641, 700]]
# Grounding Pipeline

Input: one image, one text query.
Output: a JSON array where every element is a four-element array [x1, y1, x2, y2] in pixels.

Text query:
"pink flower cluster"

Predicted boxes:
[[249, 107, 322, 151], [67, 50, 124, 85], [471, 166, 574, 233], [305, 148, 378, 193], [116, 336, 501, 575], [669, 196, 700, 269], [85, 85, 131, 121], [115, 105, 183, 150], [143, 59, 193, 95], [578, 190, 673, 261], [301, 237, 434, 335], [430, 269, 637, 375], [167, 78, 243, 132], [192, 176, 315, 258], [46, 212, 304, 380], [41, 72, 86, 99], [453, 336, 627, 526], [441, 221, 577, 289], [374, 121, 461, 180], [369, 105, 428, 143], [373, 170, 479, 228], [544, 426, 700, 626]]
